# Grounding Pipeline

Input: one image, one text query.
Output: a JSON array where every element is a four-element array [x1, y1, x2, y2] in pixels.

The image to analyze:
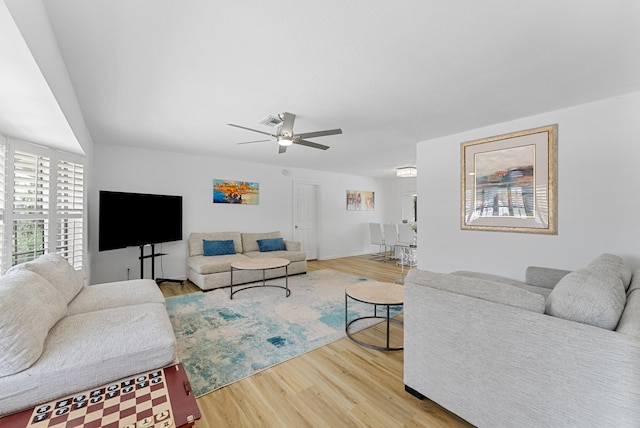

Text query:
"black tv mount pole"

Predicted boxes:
[[138, 244, 184, 286]]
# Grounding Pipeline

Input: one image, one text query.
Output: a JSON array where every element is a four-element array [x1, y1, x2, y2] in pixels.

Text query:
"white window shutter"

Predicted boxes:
[[1, 138, 84, 274], [56, 159, 84, 269], [10, 148, 50, 266]]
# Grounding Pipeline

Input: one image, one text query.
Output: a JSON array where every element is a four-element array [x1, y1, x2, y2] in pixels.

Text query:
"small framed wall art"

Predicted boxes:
[[346, 190, 375, 211], [460, 124, 558, 234], [213, 179, 259, 205]]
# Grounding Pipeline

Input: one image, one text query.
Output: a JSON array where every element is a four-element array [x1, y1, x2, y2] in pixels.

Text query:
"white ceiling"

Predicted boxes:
[[7, 1, 640, 177], [0, 1, 80, 153]]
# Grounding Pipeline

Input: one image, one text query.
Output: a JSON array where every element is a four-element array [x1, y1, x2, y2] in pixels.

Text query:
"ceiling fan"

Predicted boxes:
[[228, 112, 342, 154]]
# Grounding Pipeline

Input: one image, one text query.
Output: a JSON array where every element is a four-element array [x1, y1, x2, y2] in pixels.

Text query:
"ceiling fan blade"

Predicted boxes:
[[228, 123, 277, 137], [279, 112, 296, 137], [295, 128, 342, 139], [236, 139, 273, 145], [278, 144, 288, 154], [294, 139, 330, 150]]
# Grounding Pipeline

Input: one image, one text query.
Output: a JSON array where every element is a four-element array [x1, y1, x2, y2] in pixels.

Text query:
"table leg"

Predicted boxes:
[[285, 265, 289, 296], [345, 292, 348, 327], [230, 267, 234, 299], [386, 304, 391, 349]]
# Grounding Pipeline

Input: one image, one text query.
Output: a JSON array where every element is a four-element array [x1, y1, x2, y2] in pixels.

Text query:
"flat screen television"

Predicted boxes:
[[99, 191, 183, 251]]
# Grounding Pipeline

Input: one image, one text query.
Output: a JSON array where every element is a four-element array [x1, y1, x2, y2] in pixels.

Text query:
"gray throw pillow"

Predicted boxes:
[[587, 253, 632, 291], [545, 266, 626, 330]]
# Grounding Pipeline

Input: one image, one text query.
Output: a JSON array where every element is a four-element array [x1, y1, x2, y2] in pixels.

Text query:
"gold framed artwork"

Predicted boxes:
[[461, 124, 558, 234], [346, 190, 375, 211]]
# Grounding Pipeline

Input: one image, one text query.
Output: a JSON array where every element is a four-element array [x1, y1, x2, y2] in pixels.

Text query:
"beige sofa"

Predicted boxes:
[[187, 231, 307, 291], [0, 253, 177, 417], [404, 253, 640, 427]]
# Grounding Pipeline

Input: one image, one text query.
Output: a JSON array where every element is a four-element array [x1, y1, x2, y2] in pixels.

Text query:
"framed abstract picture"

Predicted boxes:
[[461, 124, 558, 234], [213, 179, 259, 205], [346, 190, 375, 211]]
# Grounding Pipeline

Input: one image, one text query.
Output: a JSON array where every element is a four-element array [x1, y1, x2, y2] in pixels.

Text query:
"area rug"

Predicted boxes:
[[165, 269, 402, 397]]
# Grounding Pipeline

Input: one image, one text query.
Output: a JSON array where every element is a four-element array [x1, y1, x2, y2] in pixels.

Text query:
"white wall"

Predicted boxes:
[[90, 144, 389, 284], [380, 176, 417, 224], [417, 91, 640, 280]]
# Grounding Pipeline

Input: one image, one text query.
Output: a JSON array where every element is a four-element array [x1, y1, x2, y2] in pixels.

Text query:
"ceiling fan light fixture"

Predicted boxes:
[[278, 136, 293, 146], [396, 166, 417, 178]]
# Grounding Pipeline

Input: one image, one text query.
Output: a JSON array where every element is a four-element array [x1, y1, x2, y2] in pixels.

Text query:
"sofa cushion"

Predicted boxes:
[[545, 262, 626, 330], [241, 231, 281, 253], [203, 239, 236, 256], [451, 271, 552, 299], [8, 253, 84, 304], [616, 290, 640, 338], [187, 232, 242, 256], [405, 270, 546, 313], [525, 266, 572, 289], [67, 279, 166, 316], [284, 240, 302, 251], [587, 253, 632, 291], [0, 269, 67, 377], [188, 253, 250, 275], [616, 269, 640, 337], [244, 250, 307, 263], [257, 237, 286, 252]]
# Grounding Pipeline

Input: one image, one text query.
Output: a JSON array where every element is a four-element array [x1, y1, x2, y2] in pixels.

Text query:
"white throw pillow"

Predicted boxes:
[[0, 269, 67, 376], [13, 253, 84, 304]]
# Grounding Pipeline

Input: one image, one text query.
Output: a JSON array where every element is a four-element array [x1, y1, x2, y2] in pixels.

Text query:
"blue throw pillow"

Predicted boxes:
[[203, 239, 236, 256], [257, 237, 285, 252]]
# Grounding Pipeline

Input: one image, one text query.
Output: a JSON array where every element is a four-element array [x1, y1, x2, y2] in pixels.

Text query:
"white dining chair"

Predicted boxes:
[[397, 223, 416, 246], [368, 223, 385, 260], [382, 223, 399, 261], [396, 223, 417, 268]]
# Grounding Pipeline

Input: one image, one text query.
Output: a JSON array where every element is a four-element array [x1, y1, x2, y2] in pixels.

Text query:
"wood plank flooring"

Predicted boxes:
[[158, 255, 472, 427]]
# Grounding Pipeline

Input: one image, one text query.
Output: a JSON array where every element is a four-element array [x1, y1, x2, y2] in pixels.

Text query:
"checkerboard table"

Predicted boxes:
[[0, 364, 200, 428]]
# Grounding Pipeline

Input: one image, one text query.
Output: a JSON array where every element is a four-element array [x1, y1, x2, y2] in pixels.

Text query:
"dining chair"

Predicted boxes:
[[368, 223, 385, 260], [382, 223, 399, 261]]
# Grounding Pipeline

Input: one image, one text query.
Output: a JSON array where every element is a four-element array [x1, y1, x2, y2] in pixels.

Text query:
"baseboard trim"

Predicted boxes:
[[404, 384, 425, 400]]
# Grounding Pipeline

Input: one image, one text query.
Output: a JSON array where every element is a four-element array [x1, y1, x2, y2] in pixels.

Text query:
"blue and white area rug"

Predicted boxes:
[[165, 269, 402, 397]]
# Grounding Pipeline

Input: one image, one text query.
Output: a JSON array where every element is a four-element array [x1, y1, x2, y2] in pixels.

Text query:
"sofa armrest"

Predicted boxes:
[[525, 266, 572, 289], [283, 240, 301, 251], [405, 270, 545, 313]]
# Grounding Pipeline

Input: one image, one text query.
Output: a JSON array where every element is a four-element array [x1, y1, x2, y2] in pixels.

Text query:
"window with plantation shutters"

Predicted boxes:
[[11, 148, 50, 266], [0, 138, 85, 274], [56, 159, 84, 269]]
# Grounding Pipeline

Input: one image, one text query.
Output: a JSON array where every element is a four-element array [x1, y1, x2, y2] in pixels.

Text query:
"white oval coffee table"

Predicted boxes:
[[345, 281, 404, 351], [230, 257, 291, 299]]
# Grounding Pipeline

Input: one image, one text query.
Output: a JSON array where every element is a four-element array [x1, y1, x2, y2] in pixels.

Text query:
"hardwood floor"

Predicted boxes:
[[158, 255, 472, 427]]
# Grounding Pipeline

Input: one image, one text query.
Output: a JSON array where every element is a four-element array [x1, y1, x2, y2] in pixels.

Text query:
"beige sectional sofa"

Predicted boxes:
[[404, 253, 640, 427], [187, 231, 307, 291], [0, 253, 177, 417]]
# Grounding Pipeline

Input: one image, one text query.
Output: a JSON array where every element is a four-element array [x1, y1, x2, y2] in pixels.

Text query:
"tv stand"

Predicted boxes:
[[138, 244, 184, 286]]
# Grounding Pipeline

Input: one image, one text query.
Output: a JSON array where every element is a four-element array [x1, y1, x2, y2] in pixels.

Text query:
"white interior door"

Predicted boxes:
[[293, 182, 318, 260]]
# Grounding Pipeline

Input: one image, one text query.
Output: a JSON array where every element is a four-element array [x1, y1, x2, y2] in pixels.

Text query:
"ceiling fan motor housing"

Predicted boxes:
[[229, 111, 340, 153]]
